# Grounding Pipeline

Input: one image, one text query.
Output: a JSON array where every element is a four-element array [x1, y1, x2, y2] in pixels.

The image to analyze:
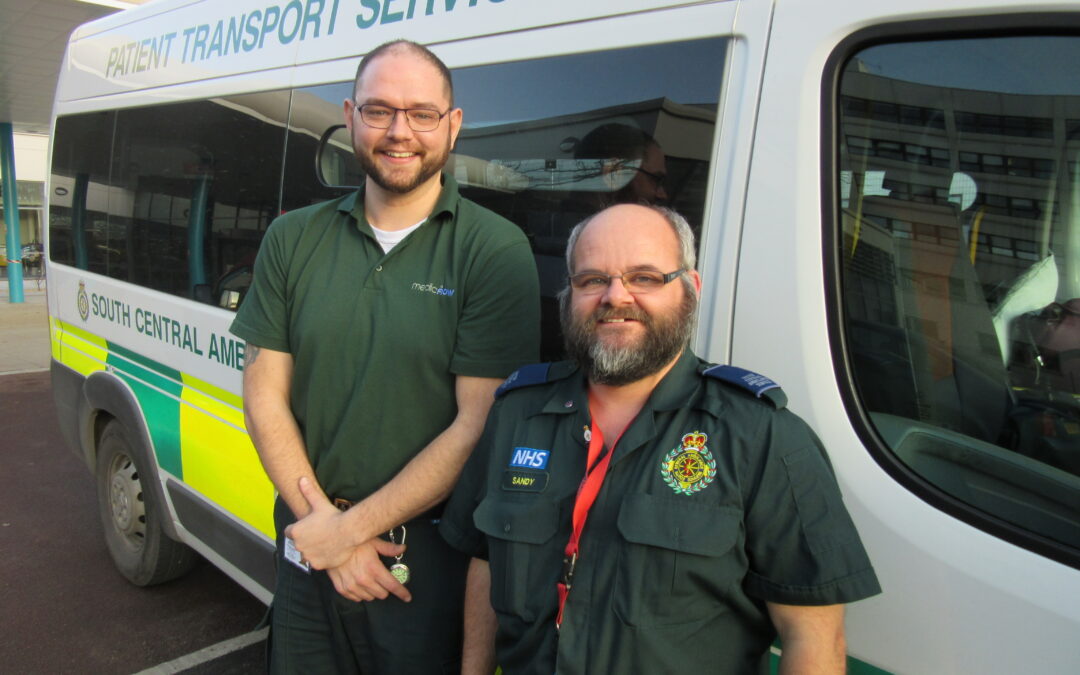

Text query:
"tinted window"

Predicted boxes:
[[838, 36, 1080, 555], [49, 92, 291, 309], [283, 38, 727, 359], [49, 111, 116, 274]]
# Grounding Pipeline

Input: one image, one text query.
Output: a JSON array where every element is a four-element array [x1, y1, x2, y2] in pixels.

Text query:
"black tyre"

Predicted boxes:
[[96, 420, 197, 586]]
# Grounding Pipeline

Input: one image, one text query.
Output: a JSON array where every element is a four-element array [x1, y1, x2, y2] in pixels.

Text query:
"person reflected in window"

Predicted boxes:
[[575, 122, 669, 207]]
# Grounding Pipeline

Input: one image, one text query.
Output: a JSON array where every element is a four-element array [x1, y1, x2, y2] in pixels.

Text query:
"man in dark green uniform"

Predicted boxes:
[[230, 40, 539, 673], [440, 204, 880, 674]]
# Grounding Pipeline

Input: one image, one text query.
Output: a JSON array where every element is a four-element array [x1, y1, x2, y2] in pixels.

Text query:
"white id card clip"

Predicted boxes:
[[283, 536, 311, 573]]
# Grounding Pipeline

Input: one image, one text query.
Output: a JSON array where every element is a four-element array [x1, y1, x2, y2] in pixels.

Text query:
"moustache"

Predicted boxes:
[[593, 307, 650, 324]]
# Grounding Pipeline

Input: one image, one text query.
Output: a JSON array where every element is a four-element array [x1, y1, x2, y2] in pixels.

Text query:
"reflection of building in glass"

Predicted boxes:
[[841, 67, 1080, 297], [840, 59, 1080, 488]]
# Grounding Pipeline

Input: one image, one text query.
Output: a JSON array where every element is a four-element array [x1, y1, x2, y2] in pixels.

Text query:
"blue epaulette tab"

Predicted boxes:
[[496, 363, 552, 398], [702, 364, 787, 409]]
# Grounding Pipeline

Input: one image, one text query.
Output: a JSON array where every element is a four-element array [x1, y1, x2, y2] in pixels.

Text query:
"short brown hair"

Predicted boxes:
[[353, 40, 454, 106]]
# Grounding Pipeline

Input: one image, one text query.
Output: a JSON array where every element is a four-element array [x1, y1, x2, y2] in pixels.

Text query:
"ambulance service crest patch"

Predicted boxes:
[[77, 281, 89, 322], [661, 431, 716, 495]]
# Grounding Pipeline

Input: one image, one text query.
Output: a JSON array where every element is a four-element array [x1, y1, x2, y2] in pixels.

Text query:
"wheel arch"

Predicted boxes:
[[82, 370, 184, 543]]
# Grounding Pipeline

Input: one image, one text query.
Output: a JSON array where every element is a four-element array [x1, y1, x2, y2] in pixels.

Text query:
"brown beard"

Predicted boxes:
[[352, 125, 451, 194]]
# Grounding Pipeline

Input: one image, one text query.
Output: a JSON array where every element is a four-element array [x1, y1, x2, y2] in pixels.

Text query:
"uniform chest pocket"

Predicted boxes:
[[474, 496, 563, 621], [614, 493, 743, 628]]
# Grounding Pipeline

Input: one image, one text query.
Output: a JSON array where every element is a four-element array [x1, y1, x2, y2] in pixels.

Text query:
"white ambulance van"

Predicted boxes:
[[46, 0, 1080, 671]]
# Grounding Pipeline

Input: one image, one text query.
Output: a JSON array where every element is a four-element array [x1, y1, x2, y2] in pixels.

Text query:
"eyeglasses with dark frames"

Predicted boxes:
[[568, 269, 686, 295], [635, 167, 667, 189], [353, 101, 451, 132]]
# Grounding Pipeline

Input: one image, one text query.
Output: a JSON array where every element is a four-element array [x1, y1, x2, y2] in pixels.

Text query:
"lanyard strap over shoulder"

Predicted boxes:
[[556, 391, 620, 629]]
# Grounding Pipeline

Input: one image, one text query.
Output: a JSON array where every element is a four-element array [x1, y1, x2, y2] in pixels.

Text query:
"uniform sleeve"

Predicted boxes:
[[229, 217, 292, 352], [439, 400, 502, 559], [450, 230, 541, 378], [742, 410, 881, 605]]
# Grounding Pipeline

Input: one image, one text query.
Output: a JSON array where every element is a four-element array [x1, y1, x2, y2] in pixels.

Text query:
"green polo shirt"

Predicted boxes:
[[441, 350, 881, 675], [230, 175, 540, 501]]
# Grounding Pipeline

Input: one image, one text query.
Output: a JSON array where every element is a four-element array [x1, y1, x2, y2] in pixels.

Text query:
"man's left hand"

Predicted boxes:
[[283, 476, 353, 569]]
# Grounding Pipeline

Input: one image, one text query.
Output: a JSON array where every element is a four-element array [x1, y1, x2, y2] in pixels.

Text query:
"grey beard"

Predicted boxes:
[[563, 291, 696, 386]]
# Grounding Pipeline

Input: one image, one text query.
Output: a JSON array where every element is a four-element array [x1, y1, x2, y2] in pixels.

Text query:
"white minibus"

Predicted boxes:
[[47, 0, 1080, 671]]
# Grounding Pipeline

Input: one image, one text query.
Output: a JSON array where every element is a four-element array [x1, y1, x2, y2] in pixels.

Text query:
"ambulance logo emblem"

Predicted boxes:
[[77, 281, 89, 322], [660, 431, 715, 495]]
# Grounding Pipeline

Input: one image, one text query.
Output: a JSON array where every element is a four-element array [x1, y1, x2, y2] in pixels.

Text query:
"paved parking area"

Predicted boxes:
[[1, 281, 268, 673], [0, 282, 49, 374]]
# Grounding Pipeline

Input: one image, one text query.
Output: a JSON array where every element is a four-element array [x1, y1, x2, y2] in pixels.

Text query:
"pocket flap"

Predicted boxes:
[[474, 496, 560, 545], [617, 492, 740, 556]]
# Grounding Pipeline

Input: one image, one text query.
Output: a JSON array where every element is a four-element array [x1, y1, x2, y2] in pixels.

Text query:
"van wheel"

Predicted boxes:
[[96, 420, 197, 586]]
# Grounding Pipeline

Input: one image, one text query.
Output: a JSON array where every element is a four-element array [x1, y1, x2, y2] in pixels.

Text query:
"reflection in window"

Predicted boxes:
[[283, 38, 727, 359], [839, 37, 1080, 555], [49, 93, 291, 309]]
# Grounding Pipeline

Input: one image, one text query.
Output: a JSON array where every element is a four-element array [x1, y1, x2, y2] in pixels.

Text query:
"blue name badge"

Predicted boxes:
[[509, 447, 550, 470]]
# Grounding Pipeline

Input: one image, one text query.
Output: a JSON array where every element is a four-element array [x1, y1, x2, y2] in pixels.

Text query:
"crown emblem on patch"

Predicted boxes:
[[681, 431, 707, 449], [660, 430, 716, 496]]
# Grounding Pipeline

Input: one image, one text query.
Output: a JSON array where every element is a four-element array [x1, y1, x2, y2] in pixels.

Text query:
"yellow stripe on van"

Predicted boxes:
[[56, 317, 109, 375], [179, 374, 275, 539], [49, 317, 63, 362], [182, 371, 243, 410]]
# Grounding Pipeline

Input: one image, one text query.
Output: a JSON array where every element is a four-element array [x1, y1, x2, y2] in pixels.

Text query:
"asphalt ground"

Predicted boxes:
[[1, 279, 268, 673]]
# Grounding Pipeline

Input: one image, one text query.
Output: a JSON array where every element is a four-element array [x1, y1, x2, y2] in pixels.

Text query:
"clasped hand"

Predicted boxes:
[[284, 476, 411, 602]]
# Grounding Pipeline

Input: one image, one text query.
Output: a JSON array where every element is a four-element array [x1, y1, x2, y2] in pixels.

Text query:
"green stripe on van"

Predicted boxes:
[[107, 341, 184, 479]]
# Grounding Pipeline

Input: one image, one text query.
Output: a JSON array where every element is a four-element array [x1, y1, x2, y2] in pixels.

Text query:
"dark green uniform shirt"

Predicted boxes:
[[441, 350, 881, 675], [230, 175, 540, 501]]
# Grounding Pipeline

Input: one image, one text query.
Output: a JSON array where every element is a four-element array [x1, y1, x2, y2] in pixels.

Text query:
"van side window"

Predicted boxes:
[[282, 38, 727, 359], [48, 92, 291, 309], [838, 36, 1080, 554], [48, 111, 116, 276]]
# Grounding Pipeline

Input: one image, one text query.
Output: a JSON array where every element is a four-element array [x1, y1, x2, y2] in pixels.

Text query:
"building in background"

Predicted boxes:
[[1, 133, 46, 277]]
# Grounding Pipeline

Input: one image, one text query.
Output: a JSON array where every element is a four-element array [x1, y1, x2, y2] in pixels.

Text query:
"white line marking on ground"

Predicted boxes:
[[0, 368, 49, 376], [132, 627, 267, 674]]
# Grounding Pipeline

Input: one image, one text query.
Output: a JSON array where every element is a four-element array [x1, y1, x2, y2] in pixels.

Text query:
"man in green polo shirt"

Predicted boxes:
[[440, 204, 880, 674], [230, 40, 540, 673]]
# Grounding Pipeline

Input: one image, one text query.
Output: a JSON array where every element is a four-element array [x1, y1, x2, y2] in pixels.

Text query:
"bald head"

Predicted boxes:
[[565, 204, 697, 290]]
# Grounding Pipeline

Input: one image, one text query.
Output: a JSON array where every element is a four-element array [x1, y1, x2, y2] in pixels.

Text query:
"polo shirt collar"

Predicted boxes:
[[337, 173, 461, 231]]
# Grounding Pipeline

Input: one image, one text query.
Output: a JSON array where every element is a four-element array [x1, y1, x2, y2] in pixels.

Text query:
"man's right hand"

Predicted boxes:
[[326, 537, 412, 603]]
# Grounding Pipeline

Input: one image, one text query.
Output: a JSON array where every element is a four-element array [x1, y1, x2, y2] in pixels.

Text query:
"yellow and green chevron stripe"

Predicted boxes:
[[53, 317, 274, 539]]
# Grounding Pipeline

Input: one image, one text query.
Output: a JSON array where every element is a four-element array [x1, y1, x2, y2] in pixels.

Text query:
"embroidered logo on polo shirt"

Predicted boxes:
[[660, 431, 716, 495], [410, 282, 456, 297]]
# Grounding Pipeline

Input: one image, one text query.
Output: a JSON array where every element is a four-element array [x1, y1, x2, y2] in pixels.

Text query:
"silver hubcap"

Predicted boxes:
[[108, 453, 146, 546]]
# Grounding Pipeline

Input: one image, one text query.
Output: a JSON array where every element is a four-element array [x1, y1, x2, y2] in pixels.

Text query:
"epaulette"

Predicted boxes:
[[702, 364, 787, 409], [495, 362, 553, 398]]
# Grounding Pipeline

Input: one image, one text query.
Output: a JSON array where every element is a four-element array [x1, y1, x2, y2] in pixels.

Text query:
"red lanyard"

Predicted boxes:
[[556, 393, 621, 629]]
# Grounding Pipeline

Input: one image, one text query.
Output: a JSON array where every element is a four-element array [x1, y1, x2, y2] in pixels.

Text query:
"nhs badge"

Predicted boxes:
[[509, 447, 550, 470]]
